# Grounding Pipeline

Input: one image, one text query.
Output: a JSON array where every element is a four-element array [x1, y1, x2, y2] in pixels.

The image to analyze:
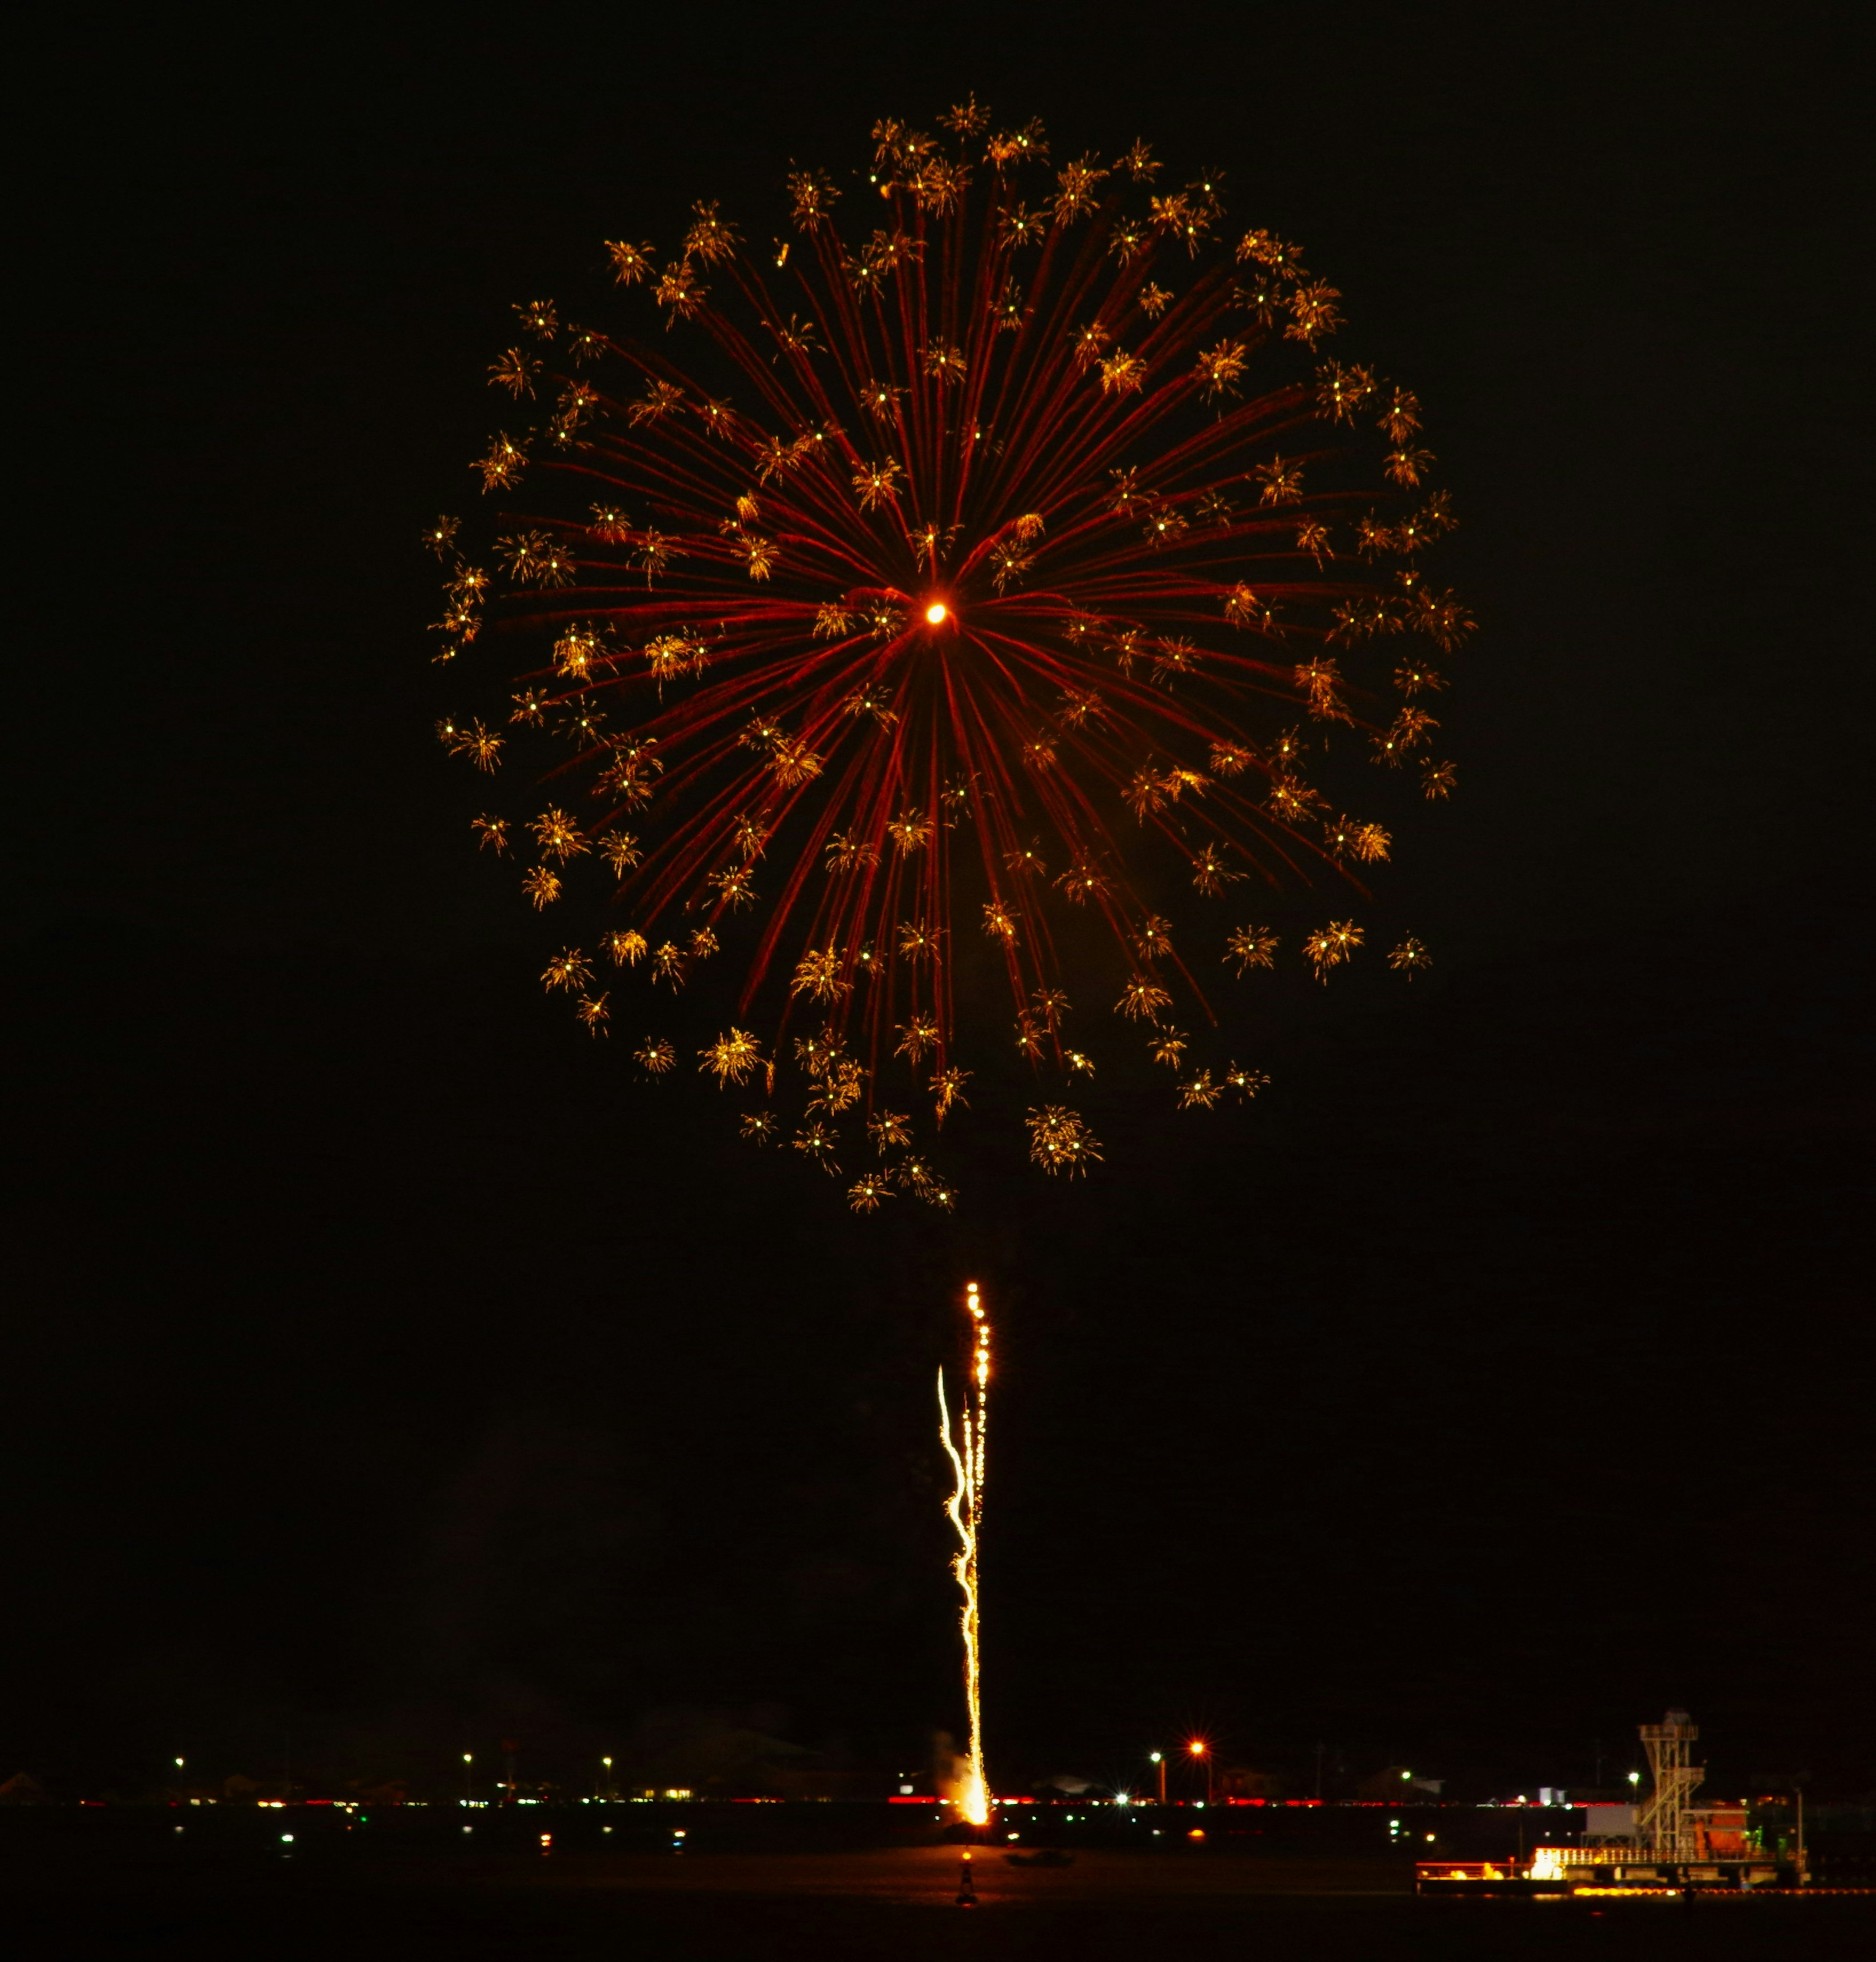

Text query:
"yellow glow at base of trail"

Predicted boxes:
[[925, 602, 949, 625], [940, 1280, 990, 1826]]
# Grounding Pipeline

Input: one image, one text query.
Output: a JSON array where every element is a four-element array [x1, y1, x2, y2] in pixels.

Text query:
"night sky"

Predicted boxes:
[[11, 7, 1871, 1802]]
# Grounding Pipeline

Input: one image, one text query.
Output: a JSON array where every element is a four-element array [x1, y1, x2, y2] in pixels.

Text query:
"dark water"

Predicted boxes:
[[9, 1835, 1873, 1960]]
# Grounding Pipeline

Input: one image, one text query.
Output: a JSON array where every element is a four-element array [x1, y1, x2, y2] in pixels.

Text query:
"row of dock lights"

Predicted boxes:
[[173, 1734, 1374, 1813]]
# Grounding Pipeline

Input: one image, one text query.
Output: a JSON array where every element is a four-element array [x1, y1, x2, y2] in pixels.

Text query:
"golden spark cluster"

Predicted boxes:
[[427, 105, 1466, 1206]]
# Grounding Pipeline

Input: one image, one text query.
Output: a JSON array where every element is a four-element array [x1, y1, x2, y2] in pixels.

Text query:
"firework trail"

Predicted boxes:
[[427, 102, 1466, 1203], [938, 1279, 990, 1824]]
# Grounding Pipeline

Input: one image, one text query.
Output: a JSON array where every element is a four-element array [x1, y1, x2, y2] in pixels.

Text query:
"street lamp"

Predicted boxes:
[[463, 1753, 474, 1806], [1188, 1739, 1212, 1807], [600, 1756, 613, 1802], [1150, 1751, 1165, 1806]]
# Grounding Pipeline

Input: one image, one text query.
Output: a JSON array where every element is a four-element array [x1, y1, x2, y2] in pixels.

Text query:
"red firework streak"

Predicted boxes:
[[431, 106, 1468, 1196]]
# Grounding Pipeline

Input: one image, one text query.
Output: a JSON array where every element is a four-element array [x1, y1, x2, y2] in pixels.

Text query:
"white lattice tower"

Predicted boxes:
[[1637, 1709, 1705, 1860]]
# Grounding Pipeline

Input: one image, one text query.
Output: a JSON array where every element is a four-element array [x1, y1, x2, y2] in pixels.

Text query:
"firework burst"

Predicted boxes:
[[429, 104, 1468, 1199]]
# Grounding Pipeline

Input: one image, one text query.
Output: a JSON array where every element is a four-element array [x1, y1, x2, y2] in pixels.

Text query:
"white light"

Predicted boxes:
[[925, 602, 948, 625], [281, 1834, 294, 1843]]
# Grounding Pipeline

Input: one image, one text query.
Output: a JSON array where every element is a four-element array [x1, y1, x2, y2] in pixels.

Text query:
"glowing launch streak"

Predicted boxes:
[[938, 1280, 990, 1827]]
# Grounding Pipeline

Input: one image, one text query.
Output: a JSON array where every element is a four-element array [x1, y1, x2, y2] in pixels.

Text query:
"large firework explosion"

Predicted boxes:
[[428, 101, 1468, 1208]]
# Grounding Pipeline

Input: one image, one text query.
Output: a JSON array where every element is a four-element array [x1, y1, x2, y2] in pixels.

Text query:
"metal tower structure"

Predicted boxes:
[[1637, 1708, 1705, 1860]]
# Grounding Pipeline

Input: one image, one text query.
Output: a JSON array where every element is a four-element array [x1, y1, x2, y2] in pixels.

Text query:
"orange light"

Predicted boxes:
[[1188, 1741, 1207, 1756], [925, 602, 948, 625]]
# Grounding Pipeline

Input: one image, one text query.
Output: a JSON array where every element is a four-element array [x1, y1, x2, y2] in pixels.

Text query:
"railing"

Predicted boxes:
[[1536, 1845, 1634, 1867]]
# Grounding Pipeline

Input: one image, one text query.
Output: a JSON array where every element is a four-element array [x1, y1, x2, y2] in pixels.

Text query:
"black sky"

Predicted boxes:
[[9, 4, 1872, 1799]]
